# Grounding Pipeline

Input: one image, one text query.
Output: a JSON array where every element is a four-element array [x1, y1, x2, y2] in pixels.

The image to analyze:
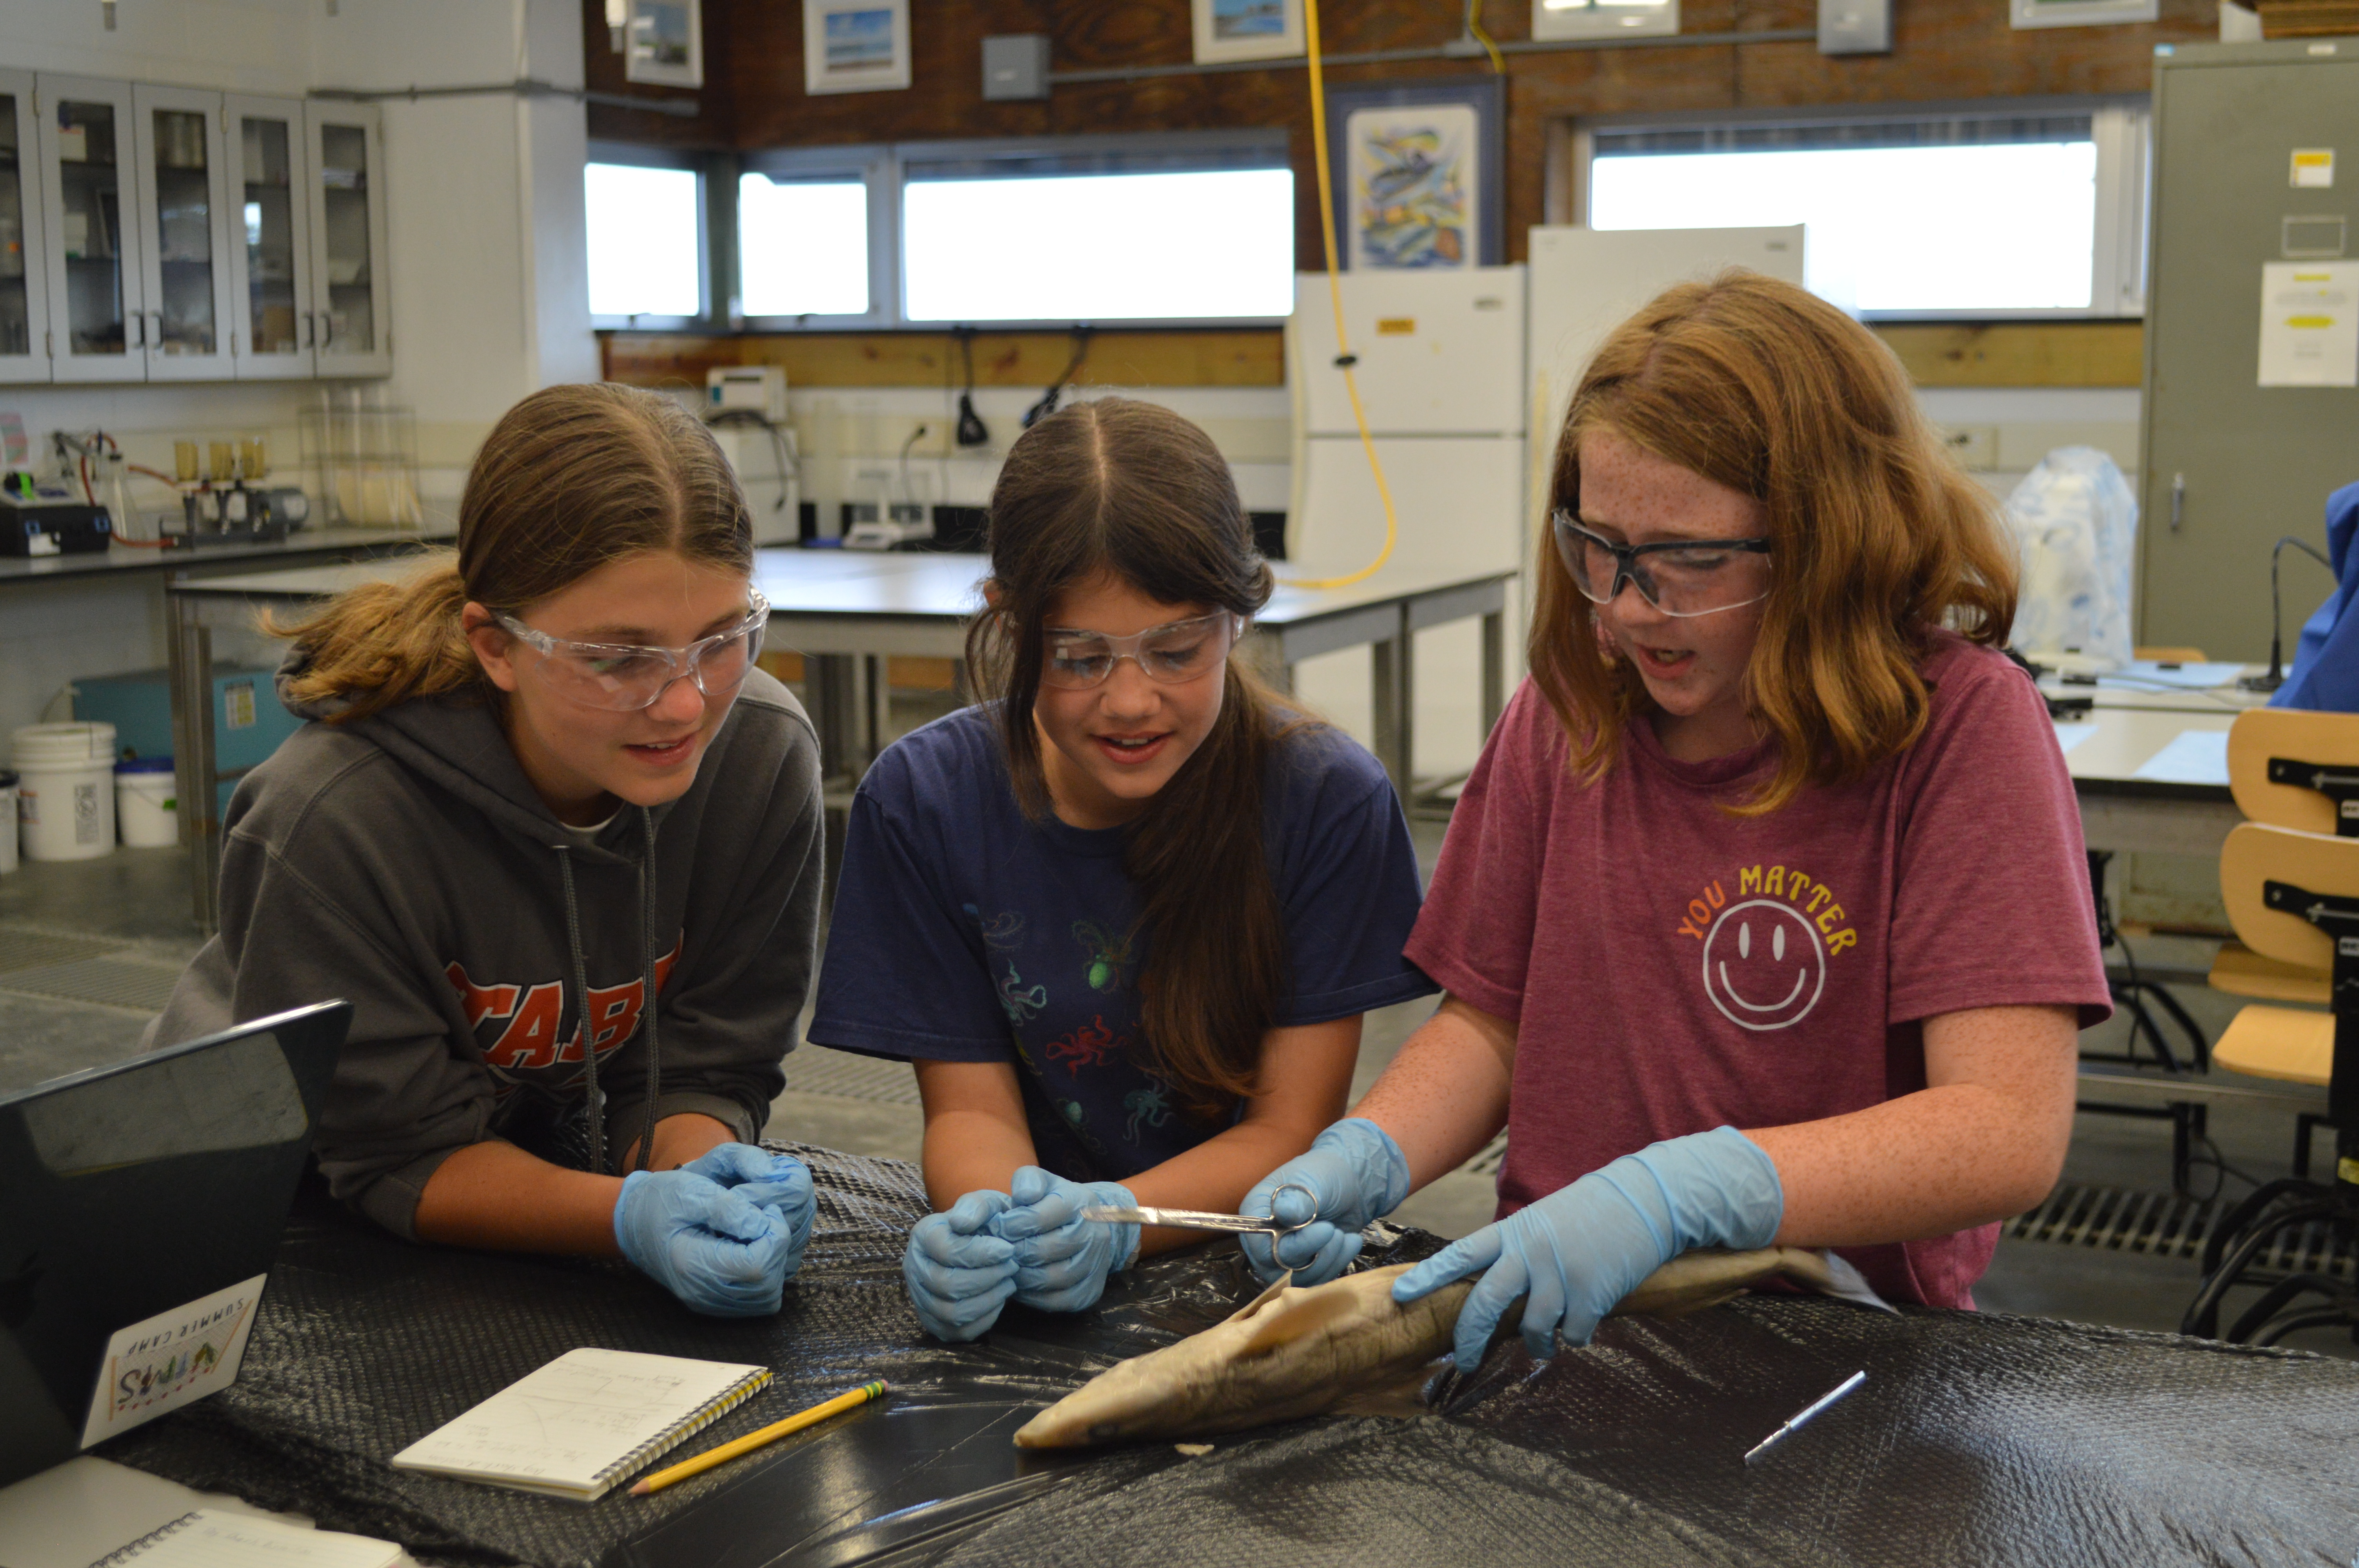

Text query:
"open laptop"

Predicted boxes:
[[0, 1000, 351, 1488]]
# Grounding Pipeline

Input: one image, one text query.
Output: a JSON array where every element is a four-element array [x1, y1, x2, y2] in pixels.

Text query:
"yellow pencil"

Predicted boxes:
[[629, 1379, 890, 1495]]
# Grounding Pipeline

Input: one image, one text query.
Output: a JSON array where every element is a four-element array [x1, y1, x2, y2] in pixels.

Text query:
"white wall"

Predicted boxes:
[[0, 0, 592, 743]]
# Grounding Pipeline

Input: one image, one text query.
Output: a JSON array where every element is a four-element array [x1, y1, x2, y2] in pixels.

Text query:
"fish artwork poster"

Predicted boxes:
[[80, 1272, 267, 1447], [1346, 105, 1479, 270]]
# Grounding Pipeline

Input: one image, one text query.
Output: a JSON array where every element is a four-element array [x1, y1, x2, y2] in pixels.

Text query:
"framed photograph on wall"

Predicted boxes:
[[1192, 0, 1306, 64], [1323, 78, 1506, 269], [804, 0, 913, 96], [623, 0, 702, 88]]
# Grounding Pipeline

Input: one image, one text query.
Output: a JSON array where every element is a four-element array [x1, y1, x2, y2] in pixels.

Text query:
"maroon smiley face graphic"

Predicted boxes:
[[1700, 899, 1826, 1032]]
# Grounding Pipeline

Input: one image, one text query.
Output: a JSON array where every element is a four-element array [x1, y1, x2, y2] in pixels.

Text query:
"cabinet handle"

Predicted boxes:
[[2170, 472, 2185, 532], [302, 311, 315, 347], [128, 313, 144, 347], [319, 311, 335, 349]]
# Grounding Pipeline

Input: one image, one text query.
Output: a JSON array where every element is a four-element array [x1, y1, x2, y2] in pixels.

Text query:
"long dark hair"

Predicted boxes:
[[276, 383, 753, 722], [965, 397, 1287, 1118]]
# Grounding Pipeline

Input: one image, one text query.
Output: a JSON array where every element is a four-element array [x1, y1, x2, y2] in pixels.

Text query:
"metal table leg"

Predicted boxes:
[[1369, 607, 1412, 799], [1480, 607, 1506, 739], [167, 595, 221, 933]]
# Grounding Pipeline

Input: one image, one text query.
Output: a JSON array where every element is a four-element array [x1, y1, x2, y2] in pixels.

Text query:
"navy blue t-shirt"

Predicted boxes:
[[808, 705, 1437, 1183]]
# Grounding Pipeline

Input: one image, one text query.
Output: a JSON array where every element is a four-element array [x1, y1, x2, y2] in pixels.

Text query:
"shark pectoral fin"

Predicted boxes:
[[1330, 1360, 1448, 1419], [1235, 1288, 1364, 1359], [1804, 1249, 1901, 1315], [1221, 1273, 1297, 1328]]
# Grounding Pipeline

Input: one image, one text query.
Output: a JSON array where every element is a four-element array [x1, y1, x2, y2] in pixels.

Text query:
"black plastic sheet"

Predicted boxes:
[[105, 1145, 2359, 1568]]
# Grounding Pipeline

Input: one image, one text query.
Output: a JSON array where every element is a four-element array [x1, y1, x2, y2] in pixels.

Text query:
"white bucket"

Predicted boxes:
[[116, 760, 178, 848], [13, 722, 118, 862], [0, 772, 16, 875]]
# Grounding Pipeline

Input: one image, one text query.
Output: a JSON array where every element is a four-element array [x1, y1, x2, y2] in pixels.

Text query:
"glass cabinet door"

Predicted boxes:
[[130, 83, 234, 380], [305, 102, 389, 377], [36, 73, 142, 383], [0, 68, 52, 383], [224, 94, 311, 379]]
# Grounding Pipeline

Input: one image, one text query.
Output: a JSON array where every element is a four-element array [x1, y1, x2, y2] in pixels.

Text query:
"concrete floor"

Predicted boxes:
[[4, 782, 2348, 1356]]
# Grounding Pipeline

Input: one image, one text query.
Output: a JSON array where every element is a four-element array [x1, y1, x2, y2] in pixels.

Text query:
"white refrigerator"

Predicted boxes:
[[1285, 265, 1528, 785]]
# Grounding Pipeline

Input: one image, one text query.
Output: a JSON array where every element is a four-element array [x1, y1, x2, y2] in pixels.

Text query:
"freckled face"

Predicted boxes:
[[1576, 427, 1769, 761]]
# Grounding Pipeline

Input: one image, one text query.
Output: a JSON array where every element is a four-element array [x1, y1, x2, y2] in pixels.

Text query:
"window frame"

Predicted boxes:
[[1571, 96, 2152, 322], [736, 142, 897, 330], [584, 139, 722, 332]]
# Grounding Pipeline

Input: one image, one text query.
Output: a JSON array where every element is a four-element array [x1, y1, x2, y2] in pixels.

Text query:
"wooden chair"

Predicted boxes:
[[2135, 645, 2210, 663], [2182, 708, 2359, 1341]]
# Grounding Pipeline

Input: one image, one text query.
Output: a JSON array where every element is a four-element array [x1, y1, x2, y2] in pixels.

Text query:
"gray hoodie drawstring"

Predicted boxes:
[[553, 814, 665, 1178], [635, 805, 662, 1176], [552, 844, 605, 1176]]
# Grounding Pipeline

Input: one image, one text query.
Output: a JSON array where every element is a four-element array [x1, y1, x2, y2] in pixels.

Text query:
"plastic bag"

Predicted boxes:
[[2003, 446, 2138, 671]]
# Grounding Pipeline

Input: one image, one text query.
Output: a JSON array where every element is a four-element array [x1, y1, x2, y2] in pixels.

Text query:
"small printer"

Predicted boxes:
[[0, 482, 112, 557]]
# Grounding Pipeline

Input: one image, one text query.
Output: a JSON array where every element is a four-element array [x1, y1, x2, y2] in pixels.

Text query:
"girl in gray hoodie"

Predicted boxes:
[[151, 383, 824, 1317]]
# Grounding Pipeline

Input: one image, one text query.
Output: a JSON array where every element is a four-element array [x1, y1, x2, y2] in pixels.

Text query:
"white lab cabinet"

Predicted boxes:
[[129, 82, 237, 381], [224, 94, 317, 379], [1, 76, 388, 384], [0, 69, 50, 384], [35, 74, 141, 384], [305, 102, 390, 379]]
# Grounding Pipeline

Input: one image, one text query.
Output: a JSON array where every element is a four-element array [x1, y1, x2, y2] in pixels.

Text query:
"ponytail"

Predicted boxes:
[[270, 554, 480, 722]]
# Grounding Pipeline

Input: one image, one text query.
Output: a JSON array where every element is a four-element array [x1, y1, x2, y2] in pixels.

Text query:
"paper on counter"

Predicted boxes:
[[2099, 659, 2245, 690], [2052, 722, 2099, 754], [2258, 262, 2359, 388], [2131, 729, 2231, 786]]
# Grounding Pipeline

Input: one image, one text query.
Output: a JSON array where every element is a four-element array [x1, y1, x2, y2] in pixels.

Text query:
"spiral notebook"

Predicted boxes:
[[390, 1348, 772, 1502], [88, 1509, 400, 1567]]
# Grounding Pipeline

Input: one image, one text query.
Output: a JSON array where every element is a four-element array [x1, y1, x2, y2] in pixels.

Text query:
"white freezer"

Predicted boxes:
[[1290, 266, 1527, 437]]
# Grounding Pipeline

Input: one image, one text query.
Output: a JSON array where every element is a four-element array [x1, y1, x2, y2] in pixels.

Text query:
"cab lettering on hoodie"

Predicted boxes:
[[445, 940, 683, 1071]]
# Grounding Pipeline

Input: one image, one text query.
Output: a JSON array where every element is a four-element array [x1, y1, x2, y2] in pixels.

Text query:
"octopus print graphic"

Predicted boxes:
[[1700, 898, 1826, 1031]]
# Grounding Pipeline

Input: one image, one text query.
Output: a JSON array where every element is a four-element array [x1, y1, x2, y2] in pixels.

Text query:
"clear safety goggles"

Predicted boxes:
[[1551, 512, 1774, 619], [1041, 611, 1241, 691], [494, 591, 769, 712]]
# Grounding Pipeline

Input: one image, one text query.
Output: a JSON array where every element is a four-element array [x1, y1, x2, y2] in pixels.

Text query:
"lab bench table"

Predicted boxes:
[[164, 550, 1514, 930], [49, 1143, 2359, 1568], [2057, 705, 2240, 860]]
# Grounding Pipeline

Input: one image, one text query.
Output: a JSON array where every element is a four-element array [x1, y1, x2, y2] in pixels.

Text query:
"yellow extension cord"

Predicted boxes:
[[1278, 0, 1401, 592]]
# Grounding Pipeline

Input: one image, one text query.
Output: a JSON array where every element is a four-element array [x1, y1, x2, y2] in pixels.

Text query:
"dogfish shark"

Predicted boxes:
[[1012, 1247, 1894, 1449]]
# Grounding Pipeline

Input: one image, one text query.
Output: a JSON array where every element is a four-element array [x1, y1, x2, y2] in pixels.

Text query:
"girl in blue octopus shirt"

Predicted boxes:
[[808, 397, 1436, 1340]]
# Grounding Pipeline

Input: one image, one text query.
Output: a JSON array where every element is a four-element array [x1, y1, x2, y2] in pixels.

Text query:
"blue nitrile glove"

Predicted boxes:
[[613, 1167, 797, 1317], [680, 1144, 816, 1277], [1394, 1125, 1784, 1370], [990, 1166, 1141, 1313], [903, 1189, 1020, 1341], [1239, 1118, 1413, 1286]]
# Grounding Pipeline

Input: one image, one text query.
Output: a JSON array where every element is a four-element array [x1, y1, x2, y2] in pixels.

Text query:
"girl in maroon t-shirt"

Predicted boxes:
[[1244, 272, 2111, 1367]]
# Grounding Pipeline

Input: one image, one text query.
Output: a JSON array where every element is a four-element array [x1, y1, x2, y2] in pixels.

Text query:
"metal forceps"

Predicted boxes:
[[1079, 1182, 1321, 1242]]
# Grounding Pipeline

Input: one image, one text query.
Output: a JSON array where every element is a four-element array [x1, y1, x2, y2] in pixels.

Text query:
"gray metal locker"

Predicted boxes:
[[2139, 40, 2359, 658]]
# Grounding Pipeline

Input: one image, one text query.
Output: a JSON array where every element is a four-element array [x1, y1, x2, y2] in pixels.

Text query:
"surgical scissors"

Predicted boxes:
[[1079, 1182, 1320, 1240]]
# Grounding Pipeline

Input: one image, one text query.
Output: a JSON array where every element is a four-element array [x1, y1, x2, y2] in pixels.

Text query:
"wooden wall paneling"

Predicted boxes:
[[1874, 322, 2145, 387], [601, 329, 1285, 389], [604, 323, 2135, 389]]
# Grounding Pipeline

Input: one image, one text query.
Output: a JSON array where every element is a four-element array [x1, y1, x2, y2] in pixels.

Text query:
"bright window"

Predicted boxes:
[[1585, 107, 2148, 318], [739, 173, 870, 317], [584, 162, 703, 318], [901, 166, 1295, 322]]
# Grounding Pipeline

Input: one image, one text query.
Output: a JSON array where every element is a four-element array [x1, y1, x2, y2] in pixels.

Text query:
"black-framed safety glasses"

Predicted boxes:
[[1550, 511, 1773, 619]]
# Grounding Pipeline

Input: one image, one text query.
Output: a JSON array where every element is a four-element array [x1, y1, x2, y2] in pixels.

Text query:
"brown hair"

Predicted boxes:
[[1533, 270, 2017, 814], [276, 382, 753, 721], [965, 397, 1287, 1118]]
